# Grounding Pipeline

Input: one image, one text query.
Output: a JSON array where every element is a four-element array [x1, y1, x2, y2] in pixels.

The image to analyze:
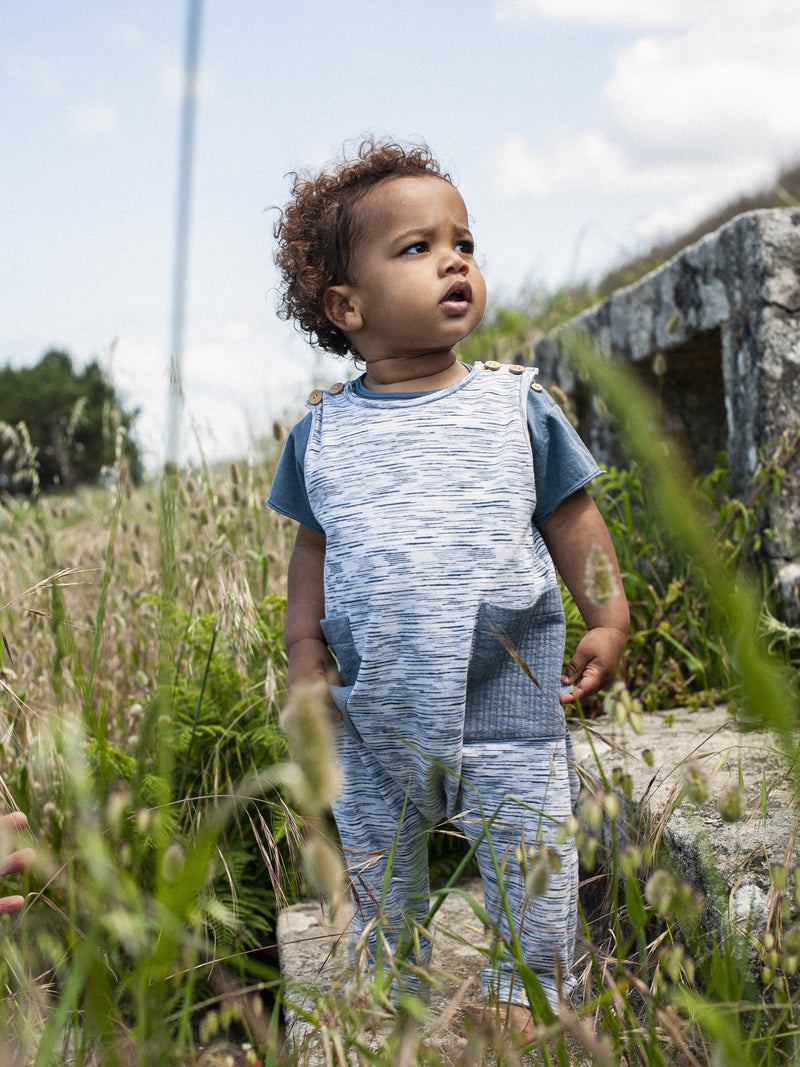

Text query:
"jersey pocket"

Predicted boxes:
[[320, 613, 363, 742], [465, 584, 566, 742]]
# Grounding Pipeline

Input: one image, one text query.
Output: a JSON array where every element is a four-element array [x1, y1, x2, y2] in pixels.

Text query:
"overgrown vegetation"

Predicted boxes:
[[569, 424, 800, 712], [0, 449, 301, 1063], [1, 329, 799, 1063], [596, 159, 800, 295]]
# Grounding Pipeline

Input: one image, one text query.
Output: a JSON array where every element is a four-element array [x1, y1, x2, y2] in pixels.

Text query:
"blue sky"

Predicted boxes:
[[3, 1, 800, 466]]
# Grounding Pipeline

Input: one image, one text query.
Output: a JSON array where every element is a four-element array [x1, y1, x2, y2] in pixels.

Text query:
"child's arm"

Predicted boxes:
[[540, 488, 630, 706], [285, 524, 342, 703]]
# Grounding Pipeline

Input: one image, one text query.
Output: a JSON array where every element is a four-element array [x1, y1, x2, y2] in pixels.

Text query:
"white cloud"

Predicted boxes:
[[70, 103, 118, 139], [3, 53, 64, 97], [106, 22, 143, 50], [494, 128, 776, 202], [492, 0, 800, 250], [493, 132, 627, 198], [496, 0, 714, 28], [606, 23, 800, 159], [114, 312, 318, 468], [498, 0, 800, 160], [496, 0, 798, 28], [630, 197, 715, 244], [493, 131, 773, 204]]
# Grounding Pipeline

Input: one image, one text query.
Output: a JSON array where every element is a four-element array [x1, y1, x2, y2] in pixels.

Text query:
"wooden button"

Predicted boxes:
[[530, 381, 543, 392], [308, 390, 323, 405], [484, 360, 501, 370], [329, 382, 345, 395], [508, 364, 525, 374]]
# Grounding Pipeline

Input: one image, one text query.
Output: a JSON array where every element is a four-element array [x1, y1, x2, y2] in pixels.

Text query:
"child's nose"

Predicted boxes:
[[442, 248, 469, 274]]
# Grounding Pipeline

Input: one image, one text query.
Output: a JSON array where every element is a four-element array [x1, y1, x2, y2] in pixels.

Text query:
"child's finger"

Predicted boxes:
[[0, 846, 36, 879], [0, 894, 25, 916], [561, 652, 589, 686], [563, 659, 606, 703], [1, 812, 28, 833]]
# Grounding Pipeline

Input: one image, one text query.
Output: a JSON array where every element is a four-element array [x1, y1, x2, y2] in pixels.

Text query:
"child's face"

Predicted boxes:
[[327, 176, 487, 366]]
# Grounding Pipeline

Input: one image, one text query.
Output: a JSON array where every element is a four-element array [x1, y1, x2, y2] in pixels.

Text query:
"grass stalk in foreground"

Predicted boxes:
[[561, 326, 798, 739]]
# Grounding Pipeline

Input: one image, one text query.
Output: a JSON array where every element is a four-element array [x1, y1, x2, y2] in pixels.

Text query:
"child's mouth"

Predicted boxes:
[[440, 280, 472, 310]]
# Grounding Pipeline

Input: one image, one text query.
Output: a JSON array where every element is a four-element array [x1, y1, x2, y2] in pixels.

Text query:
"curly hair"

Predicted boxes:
[[274, 139, 450, 357]]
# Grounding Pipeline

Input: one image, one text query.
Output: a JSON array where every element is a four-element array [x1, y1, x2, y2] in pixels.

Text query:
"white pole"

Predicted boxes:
[[166, 0, 203, 467]]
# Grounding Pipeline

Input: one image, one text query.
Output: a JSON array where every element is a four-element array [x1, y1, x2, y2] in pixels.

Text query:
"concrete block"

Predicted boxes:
[[534, 208, 800, 619], [571, 705, 799, 932]]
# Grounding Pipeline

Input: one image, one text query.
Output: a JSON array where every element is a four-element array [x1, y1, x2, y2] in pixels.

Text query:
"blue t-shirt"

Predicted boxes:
[[268, 367, 601, 533]]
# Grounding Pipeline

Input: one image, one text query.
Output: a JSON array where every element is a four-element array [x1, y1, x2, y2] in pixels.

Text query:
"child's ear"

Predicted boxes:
[[324, 285, 363, 333]]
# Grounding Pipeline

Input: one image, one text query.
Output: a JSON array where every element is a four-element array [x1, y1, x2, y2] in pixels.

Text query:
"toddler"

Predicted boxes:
[[268, 139, 629, 1039]]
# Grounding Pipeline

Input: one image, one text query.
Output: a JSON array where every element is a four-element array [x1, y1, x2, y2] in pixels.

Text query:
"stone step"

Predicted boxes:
[[277, 877, 489, 1062], [276, 706, 796, 1059], [571, 703, 799, 931]]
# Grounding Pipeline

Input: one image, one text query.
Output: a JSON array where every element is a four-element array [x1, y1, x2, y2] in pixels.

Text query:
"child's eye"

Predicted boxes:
[[403, 241, 428, 255], [456, 239, 475, 255]]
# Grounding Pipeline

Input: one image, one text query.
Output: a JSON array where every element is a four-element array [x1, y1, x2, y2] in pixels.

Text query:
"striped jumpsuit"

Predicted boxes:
[[299, 363, 580, 1008]]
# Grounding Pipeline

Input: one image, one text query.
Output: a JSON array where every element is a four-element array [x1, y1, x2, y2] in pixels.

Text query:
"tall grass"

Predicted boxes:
[[0, 450, 301, 1064], [0, 333, 798, 1064]]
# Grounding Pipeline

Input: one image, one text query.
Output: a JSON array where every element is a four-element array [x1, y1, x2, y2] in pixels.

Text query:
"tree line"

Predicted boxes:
[[0, 349, 143, 494]]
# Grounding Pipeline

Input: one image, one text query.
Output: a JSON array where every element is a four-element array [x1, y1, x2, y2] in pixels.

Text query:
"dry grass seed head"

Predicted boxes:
[[279, 682, 343, 813], [215, 556, 259, 675]]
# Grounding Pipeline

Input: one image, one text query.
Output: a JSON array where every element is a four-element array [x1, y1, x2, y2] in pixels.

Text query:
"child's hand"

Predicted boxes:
[[0, 811, 36, 916], [559, 626, 627, 705], [287, 638, 344, 721]]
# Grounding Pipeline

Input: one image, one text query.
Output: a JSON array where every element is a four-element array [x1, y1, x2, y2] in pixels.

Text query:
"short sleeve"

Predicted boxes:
[[266, 413, 324, 533], [529, 387, 602, 527]]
